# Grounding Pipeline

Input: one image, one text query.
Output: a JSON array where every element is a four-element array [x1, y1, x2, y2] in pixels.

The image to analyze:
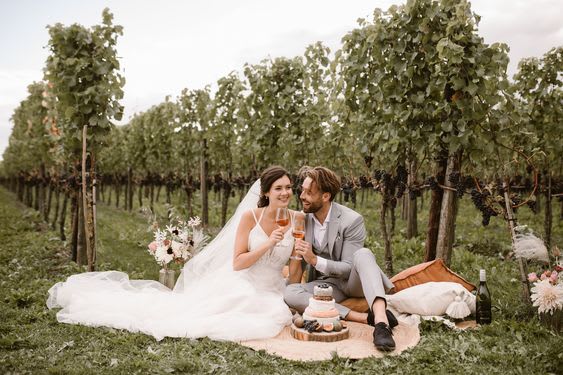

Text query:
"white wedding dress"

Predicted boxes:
[[47, 181, 294, 341]]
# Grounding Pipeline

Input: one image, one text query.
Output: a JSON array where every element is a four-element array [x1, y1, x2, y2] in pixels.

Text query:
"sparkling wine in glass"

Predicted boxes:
[[275, 207, 289, 247], [291, 212, 306, 260], [292, 212, 305, 240], [275, 207, 289, 228]]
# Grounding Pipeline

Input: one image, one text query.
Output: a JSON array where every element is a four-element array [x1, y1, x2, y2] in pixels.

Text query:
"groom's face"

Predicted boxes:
[[300, 177, 326, 214]]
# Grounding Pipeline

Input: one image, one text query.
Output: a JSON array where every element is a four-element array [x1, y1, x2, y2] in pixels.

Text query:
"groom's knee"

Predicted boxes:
[[284, 283, 307, 311], [353, 248, 375, 267]]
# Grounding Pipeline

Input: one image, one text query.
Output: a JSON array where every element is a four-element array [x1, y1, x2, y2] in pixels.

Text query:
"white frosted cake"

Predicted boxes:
[[303, 284, 340, 325]]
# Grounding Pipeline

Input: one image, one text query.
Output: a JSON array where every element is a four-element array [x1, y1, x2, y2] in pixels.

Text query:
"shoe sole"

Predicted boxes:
[[375, 345, 396, 352]]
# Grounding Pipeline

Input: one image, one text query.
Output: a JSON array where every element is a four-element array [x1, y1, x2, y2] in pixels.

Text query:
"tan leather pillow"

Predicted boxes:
[[390, 259, 475, 293]]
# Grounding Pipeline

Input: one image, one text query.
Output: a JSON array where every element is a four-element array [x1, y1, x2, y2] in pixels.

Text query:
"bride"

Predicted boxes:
[[47, 166, 299, 341]]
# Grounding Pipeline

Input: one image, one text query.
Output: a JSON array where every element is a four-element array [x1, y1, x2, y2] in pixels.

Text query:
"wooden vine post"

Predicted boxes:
[[502, 181, 531, 303], [44, 8, 124, 270], [81, 126, 94, 271]]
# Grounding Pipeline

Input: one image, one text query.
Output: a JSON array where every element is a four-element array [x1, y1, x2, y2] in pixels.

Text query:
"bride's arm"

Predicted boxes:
[[232, 210, 284, 271]]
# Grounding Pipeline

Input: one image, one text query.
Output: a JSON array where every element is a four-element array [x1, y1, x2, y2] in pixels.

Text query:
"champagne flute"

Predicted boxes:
[[275, 207, 289, 246], [291, 212, 306, 260]]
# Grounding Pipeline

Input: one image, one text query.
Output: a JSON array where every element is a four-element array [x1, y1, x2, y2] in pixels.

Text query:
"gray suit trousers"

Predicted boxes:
[[284, 248, 393, 318]]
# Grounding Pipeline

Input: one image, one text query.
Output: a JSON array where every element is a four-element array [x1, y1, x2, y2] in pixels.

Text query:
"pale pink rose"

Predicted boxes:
[[148, 241, 158, 253], [528, 272, 538, 282], [549, 271, 558, 284], [540, 271, 550, 280]]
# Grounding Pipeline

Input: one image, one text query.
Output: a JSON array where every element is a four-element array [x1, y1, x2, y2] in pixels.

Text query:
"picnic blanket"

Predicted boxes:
[[241, 320, 420, 361]]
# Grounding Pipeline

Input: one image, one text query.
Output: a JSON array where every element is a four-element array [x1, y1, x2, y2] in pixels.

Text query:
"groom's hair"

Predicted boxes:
[[305, 166, 341, 201]]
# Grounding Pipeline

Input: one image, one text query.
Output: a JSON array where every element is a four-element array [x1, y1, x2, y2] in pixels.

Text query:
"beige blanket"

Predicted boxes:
[[241, 321, 420, 361]]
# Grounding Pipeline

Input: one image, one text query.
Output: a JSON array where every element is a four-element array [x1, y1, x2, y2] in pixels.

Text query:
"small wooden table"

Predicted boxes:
[[290, 324, 350, 342]]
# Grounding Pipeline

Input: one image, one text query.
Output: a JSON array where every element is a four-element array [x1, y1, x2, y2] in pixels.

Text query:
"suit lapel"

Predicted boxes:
[[327, 203, 341, 259]]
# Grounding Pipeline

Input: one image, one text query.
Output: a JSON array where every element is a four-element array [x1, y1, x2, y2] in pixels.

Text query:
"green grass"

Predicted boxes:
[[0, 186, 562, 374]]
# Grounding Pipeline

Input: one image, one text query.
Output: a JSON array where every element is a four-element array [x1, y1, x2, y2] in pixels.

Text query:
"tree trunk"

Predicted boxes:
[[17, 177, 24, 201], [425, 151, 447, 262], [81, 126, 95, 272], [150, 184, 155, 213], [127, 167, 133, 211], [544, 171, 552, 250], [221, 183, 231, 227], [138, 184, 143, 208], [59, 192, 68, 241], [107, 183, 112, 206], [24, 183, 32, 207], [436, 150, 462, 266], [380, 191, 393, 275], [156, 184, 162, 203], [201, 138, 209, 226], [406, 159, 418, 239], [389, 200, 396, 238], [51, 188, 60, 230], [115, 182, 120, 209], [45, 183, 53, 221], [70, 192, 79, 260], [166, 184, 171, 205], [503, 181, 531, 303], [100, 182, 105, 203], [76, 199, 87, 266], [401, 196, 407, 220], [34, 184, 40, 211], [185, 187, 193, 218]]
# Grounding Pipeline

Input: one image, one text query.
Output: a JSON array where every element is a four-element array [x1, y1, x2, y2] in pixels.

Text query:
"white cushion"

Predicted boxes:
[[386, 281, 476, 317]]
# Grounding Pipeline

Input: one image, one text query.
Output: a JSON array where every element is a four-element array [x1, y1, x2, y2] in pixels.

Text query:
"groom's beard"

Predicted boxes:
[[301, 199, 323, 214]]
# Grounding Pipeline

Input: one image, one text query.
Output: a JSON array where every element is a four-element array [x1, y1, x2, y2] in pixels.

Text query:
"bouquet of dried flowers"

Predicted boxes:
[[145, 208, 207, 268]]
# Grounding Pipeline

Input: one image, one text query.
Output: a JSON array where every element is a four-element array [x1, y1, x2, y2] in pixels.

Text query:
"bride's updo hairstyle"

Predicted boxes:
[[257, 166, 291, 208]]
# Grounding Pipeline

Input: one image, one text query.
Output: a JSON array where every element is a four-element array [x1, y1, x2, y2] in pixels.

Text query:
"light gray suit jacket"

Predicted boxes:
[[304, 202, 365, 281]]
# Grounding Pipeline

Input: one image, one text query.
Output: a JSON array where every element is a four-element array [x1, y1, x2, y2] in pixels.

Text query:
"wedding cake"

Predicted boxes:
[[302, 284, 340, 326]]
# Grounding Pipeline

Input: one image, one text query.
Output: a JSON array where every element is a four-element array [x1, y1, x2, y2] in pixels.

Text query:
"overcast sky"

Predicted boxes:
[[1, 0, 562, 160]]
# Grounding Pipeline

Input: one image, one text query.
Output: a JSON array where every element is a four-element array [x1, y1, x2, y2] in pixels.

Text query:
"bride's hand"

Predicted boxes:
[[267, 228, 285, 247]]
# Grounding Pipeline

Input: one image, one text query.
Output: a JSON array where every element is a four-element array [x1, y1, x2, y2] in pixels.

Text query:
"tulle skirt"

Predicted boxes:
[[47, 268, 292, 341]]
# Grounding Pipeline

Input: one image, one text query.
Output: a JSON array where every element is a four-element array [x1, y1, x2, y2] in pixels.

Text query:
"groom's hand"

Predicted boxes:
[[294, 239, 316, 266]]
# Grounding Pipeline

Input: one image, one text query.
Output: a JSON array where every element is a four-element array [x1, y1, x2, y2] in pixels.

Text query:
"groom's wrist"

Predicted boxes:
[[311, 255, 317, 267]]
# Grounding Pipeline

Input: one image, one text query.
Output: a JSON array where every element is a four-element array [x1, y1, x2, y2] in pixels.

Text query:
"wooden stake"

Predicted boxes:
[[503, 181, 531, 303], [82, 125, 93, 272]]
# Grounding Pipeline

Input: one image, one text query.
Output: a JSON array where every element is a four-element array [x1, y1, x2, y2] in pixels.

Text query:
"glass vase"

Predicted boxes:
[[159, 267, 175, 290]]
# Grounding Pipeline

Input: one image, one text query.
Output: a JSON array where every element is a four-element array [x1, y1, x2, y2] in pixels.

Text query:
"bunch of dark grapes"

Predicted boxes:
[[395, 165, 408, 199], [342, 183, 352, 202], [510, 194, 522, 213], [373, 170, 385, 181], [448, 172, 468, 198], [408, 187, 422, 200], [526, 199, 538, 213], [425, 176, 440, 192], [470, 189, 498, 226]]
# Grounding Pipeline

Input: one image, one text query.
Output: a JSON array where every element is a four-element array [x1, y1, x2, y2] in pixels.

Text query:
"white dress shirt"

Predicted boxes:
[[312, 203, 332, 273]]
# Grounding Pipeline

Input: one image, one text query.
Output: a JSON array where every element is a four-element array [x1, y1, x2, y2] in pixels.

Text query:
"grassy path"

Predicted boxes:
[[0, 187, 561, 374]]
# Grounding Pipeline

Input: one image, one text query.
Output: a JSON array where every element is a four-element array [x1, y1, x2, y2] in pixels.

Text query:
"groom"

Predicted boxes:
[[284, 166, 397, 351]]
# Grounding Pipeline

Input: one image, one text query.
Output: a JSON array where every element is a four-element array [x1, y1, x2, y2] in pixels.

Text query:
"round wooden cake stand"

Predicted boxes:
[[290, 324, 349, 342]]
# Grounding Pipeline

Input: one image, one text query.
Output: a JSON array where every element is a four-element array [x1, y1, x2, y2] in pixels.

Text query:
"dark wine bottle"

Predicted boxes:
[[476, 269, 492, 324]]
